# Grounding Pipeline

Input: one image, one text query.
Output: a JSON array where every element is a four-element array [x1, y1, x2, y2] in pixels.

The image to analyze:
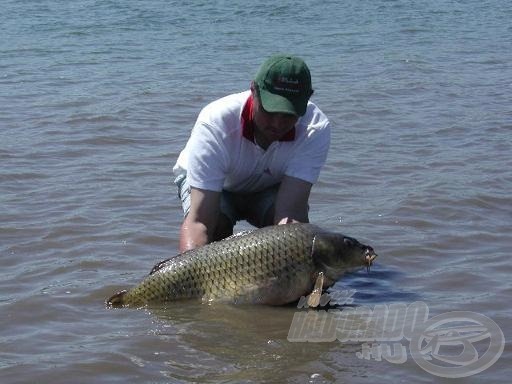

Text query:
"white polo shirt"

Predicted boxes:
[[173, 90, 330, 193]]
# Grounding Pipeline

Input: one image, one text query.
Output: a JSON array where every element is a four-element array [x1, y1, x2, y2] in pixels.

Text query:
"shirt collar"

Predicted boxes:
[[241, 94, 295, 143]]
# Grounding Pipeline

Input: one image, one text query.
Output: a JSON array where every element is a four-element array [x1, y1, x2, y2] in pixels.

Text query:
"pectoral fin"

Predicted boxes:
[[307, 272, 324, 308]]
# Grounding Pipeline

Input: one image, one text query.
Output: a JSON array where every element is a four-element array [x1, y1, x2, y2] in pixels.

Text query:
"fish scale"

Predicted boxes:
[[106, 223, 377, 307]]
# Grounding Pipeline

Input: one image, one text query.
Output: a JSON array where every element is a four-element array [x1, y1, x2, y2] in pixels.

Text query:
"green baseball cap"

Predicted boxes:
[[254, 55, 314, 117]]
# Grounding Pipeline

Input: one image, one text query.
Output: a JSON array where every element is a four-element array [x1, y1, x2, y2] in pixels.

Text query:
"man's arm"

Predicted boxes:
[[273, 175, 312, 225], [179, 187, 221, 252]]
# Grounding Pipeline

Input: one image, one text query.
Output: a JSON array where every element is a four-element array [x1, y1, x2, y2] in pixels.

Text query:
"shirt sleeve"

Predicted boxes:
[[185, 120, 230, 192], [285, 120, 331, 184]]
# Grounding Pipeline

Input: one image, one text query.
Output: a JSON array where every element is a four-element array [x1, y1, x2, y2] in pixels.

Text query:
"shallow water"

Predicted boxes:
[[1, 0, 511, 382]]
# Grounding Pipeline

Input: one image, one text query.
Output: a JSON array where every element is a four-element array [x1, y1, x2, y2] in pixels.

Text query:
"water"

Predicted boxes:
[[1, 0, 511, 382]]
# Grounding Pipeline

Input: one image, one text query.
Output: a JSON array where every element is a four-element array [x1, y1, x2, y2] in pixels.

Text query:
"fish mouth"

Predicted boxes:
[[364, 247, 378, 272], [319, 247, 377, 281]]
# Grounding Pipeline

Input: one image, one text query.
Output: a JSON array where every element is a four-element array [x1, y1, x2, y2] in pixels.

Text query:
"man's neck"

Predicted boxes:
[[253, 127, 272, 150]]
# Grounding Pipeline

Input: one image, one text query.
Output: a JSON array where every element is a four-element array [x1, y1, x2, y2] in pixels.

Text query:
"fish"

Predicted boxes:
[[106, 223, 377, 308]]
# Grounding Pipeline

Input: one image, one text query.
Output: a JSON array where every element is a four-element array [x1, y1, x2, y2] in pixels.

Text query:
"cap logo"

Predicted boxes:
[[273, 76, 301, 94]]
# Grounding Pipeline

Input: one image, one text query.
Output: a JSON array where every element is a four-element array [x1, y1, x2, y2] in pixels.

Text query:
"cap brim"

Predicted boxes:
[[259, 88, 303, 116]]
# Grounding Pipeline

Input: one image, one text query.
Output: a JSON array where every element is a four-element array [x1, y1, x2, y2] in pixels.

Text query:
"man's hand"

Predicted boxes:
[[277, 217, 300, 225], [179, 188, 220, 252], [273, 175, 312, 225]]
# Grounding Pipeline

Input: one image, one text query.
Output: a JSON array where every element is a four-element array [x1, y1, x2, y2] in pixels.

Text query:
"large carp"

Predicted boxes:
[[107, 223, 377, 308]]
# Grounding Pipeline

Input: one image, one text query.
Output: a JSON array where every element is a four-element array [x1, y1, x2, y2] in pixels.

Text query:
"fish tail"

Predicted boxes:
[[106, 290, 128, 308]]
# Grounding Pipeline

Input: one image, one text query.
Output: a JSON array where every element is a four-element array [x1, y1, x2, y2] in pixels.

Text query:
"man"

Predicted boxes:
[[173, 55, 331, 252]]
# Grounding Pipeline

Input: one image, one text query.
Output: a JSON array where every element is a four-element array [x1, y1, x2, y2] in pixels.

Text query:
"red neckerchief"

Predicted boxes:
[[241, 94, 295, 142]]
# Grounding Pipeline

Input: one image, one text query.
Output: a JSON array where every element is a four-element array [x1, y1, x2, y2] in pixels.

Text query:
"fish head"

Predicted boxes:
[[312, 232, 377, 281]]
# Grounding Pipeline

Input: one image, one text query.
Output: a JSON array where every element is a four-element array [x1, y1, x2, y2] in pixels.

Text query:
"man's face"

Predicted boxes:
[[251, 85, 299, 147]]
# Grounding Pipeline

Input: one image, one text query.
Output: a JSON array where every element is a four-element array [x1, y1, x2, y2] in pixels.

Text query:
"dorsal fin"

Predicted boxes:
[[149, 257, 173, 275]]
